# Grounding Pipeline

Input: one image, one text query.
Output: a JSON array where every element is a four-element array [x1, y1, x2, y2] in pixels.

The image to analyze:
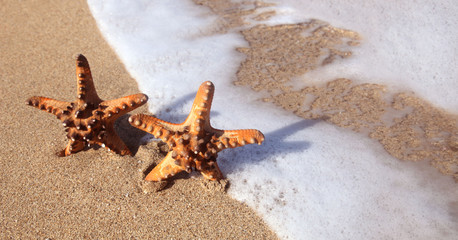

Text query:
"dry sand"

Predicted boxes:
[[0, 0, 278, 239]]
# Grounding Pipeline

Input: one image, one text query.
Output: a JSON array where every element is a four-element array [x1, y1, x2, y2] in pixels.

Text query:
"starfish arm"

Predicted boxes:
[[199, 159, 223, 181], [75, 54, 102, 104], [145, 152, 186, 181], [213, 128, 265, 150], [26, 96, 72, 118], [99, 125, 132, 156], [57, 139, 85, 157], [129, 114, 185, 141], [184, 81, 215, 133], [100, 93, 148, 121]]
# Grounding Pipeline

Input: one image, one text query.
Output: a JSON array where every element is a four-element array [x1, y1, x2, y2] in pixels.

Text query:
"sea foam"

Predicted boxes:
[[88, 1, 458, 239]]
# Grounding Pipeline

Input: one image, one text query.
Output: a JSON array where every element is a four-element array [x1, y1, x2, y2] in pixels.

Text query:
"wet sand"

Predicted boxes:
[[194, 0, 457, 180]]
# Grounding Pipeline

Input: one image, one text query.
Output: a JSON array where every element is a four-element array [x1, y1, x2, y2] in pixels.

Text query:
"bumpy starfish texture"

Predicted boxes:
[[26, 54, 148, 156], [129, 81, 264, 181]]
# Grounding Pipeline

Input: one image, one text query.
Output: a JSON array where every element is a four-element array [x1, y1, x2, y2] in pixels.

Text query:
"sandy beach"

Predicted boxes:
[[0, 0, 278, 238]]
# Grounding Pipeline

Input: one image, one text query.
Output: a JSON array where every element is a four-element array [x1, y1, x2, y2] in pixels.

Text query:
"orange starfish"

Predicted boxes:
[[26, 54, 148, 156], [129, 81, 264, 181]]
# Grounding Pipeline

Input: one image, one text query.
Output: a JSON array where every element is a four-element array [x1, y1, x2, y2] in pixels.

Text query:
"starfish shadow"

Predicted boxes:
[[155, 92, 196, 122], [219, 119, 317, 175], [115, 114, 148, 155]]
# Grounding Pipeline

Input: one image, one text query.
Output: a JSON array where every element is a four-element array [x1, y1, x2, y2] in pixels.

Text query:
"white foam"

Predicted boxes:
[[88, 1, 458, 239], [264, 0, 458, 111]]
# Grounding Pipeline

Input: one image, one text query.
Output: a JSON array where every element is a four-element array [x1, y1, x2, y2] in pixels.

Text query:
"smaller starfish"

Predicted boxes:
[[26, 54, 148, 156], [129, 81, 264, 181]]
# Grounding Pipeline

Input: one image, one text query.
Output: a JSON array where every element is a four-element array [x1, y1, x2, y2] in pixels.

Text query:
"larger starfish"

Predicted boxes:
[[129, 81, 264, 181], [26, 54, 148, 156]]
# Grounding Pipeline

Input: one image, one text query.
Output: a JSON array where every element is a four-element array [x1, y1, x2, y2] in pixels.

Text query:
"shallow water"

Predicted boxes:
[[88, 1, 458, 239]]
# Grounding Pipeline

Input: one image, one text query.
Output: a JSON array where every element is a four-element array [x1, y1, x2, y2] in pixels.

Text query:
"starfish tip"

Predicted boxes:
[[201, 81, 214, 89], [140, 94, 148, 103], [76, 54, 87, 61]]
